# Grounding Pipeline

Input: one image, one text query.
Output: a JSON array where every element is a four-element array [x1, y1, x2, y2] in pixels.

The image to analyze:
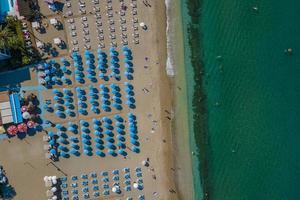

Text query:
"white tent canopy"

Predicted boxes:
[[53, 38, 62, 45], [32, 21, 40, 28], [50, 18, 58, 25], [36, 41, 44, 48]]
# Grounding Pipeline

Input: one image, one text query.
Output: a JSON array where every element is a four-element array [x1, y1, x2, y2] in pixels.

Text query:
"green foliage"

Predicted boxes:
[[22, 55, 31, 65], [0, 16, 24, 51]]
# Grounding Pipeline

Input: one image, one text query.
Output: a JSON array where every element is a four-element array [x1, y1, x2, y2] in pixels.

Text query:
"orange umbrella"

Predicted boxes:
[[27, 121, 35, 129], [17, 123, 28, 133], [7, 125, 18, 135], [21, 106, 28, 113]]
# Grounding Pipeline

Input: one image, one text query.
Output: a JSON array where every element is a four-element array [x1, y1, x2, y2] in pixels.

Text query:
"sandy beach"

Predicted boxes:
[[0, 0, 181, 200]]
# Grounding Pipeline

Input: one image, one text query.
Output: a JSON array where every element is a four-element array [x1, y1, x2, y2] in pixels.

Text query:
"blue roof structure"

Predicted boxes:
[[9, 93, 23, 124]]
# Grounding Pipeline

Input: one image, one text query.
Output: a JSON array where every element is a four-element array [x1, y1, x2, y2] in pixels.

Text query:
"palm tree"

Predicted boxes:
[[0, 24, 23, 50]]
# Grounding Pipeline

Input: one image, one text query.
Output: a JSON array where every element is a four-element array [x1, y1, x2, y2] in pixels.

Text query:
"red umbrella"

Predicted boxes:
[[7, 125, 18, 136], [17, 123, 28, 133], [27, 121, 35, 129], [21, 106, 28, 113]]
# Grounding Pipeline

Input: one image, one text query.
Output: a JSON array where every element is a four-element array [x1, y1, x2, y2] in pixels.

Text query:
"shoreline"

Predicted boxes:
[[179, 0, 209, 199], [165, 0, 204, 199]]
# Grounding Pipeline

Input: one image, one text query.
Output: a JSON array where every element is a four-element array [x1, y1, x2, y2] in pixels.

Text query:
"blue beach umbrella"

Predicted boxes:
[[70, 137, 79, 143], [101, 105, 111, 112], [104, 130, 113, 137], [124, 82, 133, 89], [114, 114, 123, 122], [59, 145, 68, 152], [128, 113, 136, 119], [130, 139, 140, 146], [126, 68, 134, 73], [106, 143, 116, 150], [68, 122, 76, 128], [112, 97, 122, 104], [116, 128, 125, 135], [71, 143, 80, 150], [118, 149, 127, 156], [132, 146, 140, 153], [116, 122, 125, 129], [83, 150, 93, 156], [95, 143, 104, 150], [84, 145, 93, 151], [93, 124, 100, 129], [60, 151, 70, 158], [130, 133, 139, 140], [117, 142, 126, 149], [50, 148, 57, 155], [123, 50, 132, 57], [48, 131, 55, 137], [57, 137, 67, 143], [116, 135, 125, 142], [49, 139, 56, 146], [96, 150, 105, 157], [125, 54, 133, 60], [104, 124, 113, 130], [91, 107, 100, 114], [102, 117, 112, 124], [81, 127, 90, 133], [113, 91, 121, 98], [108, 149, 117, 157], [81, 133, 91, 139], [80, 120, 88, 126], [106, 137, 115, 143], [113, 103, 123, 110], [70, 149, 80, 156], [82, 139, 91, 145], [94, 131, 102, 137], [92, 119, 101, 125], [78, 101, 87, 108], [122, 46, 129, 51], [55, 123, 63, 130], [94, 137, 103, 144]]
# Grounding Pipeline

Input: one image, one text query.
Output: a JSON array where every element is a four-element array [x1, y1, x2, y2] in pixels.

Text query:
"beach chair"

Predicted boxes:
[[72, 196, 79, 200], [60, 176, 68, 182], [93, 185, 99, 191], [71, 31, 77, 37], [62, 190, 69, 196], [82, 181, 88, 186], [71, 182, 78, 188], [138, 195, 145, 200], [124, 173, 130, 179], [124, 180, 131, 185], [72, 189, 78, 195], [67, 2, 71, 8], [82, 187, 89, 193], [103, 190, 109, 196], [81, 174, 88, 179], [103, 184, 109, 189], [123, 167, 130, 173], [137, 178, 143, 184], [61, 183, 68, 189], [124, 185, 131, 191], [92, 179, 98, 184], [113, 175, 120, 181], [93, 192, 100, 197]]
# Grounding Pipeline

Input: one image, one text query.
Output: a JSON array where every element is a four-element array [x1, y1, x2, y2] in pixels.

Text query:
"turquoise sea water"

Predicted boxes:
[[182, 0, 300, 199]]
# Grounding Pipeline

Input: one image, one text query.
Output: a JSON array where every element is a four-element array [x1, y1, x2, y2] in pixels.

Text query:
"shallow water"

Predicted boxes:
[[183, 0, 300, 199]]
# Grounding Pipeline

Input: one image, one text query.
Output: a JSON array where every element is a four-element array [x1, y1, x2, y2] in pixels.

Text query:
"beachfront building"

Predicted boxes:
[[0, 0, 19, 22]]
